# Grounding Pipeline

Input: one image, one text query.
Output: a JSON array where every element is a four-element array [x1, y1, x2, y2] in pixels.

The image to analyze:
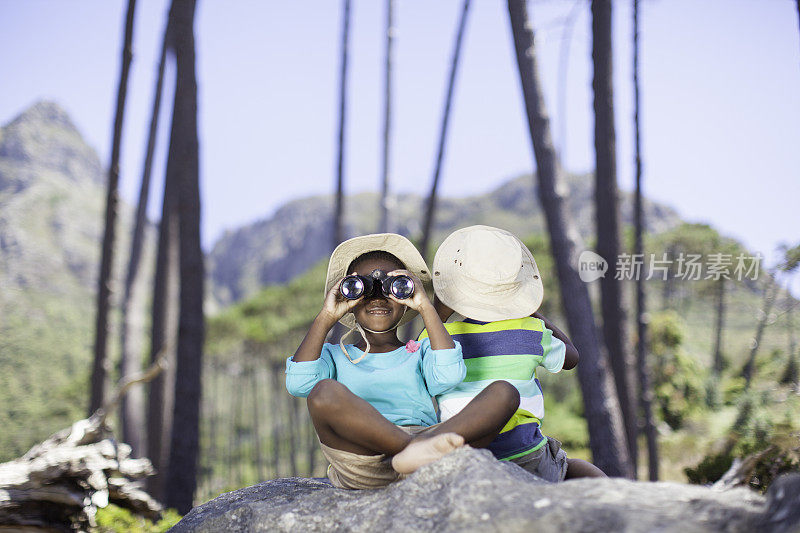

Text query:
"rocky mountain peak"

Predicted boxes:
[[7, 100, 80, 132], [0, 100, 102, 193]]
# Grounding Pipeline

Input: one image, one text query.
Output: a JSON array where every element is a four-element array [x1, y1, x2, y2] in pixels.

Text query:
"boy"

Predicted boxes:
[[420, 225, 605, 481]]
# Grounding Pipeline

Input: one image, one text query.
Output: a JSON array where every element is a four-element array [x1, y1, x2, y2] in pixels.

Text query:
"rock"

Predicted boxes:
[[759, 473, 800, 533], [171, 447, 780, 533]]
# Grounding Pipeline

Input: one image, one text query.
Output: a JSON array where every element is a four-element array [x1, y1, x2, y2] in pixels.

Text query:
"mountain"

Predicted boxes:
[[208, 174, 682, 305], [0, 101, 152, 460]]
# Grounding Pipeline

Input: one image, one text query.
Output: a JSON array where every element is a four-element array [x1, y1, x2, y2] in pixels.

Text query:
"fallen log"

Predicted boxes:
[[0, 351, 168, 531]]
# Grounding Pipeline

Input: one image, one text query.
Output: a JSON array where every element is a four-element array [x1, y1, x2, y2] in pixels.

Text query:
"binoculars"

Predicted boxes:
[[340, 269, 415, 300]]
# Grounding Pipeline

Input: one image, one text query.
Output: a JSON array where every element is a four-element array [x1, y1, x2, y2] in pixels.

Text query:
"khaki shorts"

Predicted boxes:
[[320, 425, 433, 490], [508, 436, 568, 482]]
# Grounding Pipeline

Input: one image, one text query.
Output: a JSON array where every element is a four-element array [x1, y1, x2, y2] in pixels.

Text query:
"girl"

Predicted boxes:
[[286, 233, 520, 490]]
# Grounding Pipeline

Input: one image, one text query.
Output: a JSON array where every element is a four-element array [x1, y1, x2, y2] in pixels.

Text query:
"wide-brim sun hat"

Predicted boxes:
[[433, 225, 543, 322], [326, 233, 433, 330]]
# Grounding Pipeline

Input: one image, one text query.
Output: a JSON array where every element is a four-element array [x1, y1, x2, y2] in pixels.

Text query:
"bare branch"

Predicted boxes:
[[96, 345, 171, 425]]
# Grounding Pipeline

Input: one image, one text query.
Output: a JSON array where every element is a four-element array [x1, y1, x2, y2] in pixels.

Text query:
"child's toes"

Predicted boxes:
[[442, 432, 465, 449], [391, 432, 465, 475]]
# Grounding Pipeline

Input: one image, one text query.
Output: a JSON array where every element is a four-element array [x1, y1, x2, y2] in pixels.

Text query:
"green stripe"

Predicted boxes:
[[464, 354, 542, 382], [499, 412, 542, 433], [445, 317, 544, 335], [418, 317, 544, 340], [499, 437, 548, 461]]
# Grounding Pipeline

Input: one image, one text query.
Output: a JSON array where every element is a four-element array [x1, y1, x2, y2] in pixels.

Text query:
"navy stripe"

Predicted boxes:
[[487, 423, 545, 459], [451, 329, 544, 359], [462, 318, 489, 325]]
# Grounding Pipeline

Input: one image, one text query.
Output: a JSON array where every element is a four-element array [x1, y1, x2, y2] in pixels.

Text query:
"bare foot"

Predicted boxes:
[[391, 432, 465, 474]]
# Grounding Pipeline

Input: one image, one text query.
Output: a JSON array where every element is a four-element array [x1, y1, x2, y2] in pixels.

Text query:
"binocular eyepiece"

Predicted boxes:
[[340, 269, 415, 300]]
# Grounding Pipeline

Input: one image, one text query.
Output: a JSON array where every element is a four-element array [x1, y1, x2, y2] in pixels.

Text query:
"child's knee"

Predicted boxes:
[[488, 380, 520, 409], [307, 379, 344, 413]]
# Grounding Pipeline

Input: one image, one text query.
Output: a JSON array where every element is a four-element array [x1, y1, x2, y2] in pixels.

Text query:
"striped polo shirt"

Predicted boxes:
[[419, 316, 565, 460]]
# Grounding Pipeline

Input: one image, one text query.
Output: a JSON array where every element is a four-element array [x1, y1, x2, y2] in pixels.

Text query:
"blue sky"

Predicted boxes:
[[1, 0, 798, 284]]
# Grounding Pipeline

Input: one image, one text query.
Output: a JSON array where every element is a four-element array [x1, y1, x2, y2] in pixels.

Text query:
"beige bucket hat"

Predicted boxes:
[[432, 225, 543, 321], [325, 233, 433, 330]]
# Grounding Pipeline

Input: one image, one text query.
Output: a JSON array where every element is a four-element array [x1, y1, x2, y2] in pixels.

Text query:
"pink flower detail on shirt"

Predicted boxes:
[[405, 340, 421, 353]]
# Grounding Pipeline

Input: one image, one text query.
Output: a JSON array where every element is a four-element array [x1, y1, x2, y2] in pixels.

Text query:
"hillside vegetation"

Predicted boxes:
[[0, 102, 154, 461]]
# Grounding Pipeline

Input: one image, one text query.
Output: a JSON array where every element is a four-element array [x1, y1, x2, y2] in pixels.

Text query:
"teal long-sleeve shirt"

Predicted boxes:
[[285, 339, 465, 427]]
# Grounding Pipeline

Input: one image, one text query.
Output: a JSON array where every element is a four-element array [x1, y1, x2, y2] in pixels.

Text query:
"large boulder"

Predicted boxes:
[[171, 447, 797, 532]]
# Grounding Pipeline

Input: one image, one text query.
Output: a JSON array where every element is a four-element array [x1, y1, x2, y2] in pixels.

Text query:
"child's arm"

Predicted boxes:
[[532, 311, 579, 370], [390, 270, 463, 393], [293, 279, 362, 362], [389, 270, 454, 350], [287, 280, 363, 397]]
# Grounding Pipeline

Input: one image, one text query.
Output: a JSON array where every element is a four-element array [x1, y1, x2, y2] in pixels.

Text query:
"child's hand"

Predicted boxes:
[[387, 269, 431, 312], [319, 276, 363, 326]]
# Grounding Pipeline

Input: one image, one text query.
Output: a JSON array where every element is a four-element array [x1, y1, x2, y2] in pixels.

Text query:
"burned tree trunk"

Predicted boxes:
[[507, 0, 632, 477], [163, 0, 204, 515], [378, 0, 394, 233], [333, 0, 351, 250], [145, 130, 180, 502], [419, 0, 471, 260], [90, 0, 138, 415], [251, 366, 265, 481], [120, 21, 169, 458], [271, 364, 283, 479], [781, 286, 798, 386], [712, 277, 727, 377], [592, 0, 637, 476], [632, 0, 658, 481], [742, 279, 777, 389]]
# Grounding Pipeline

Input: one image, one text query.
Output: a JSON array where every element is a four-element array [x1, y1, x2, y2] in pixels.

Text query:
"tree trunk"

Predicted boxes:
[[712, 277, 727, 376], [742, 279, 777, 389], [556, 1, 583, 159], [307, 414, 317, 476], [781, 286, 798, 386], [662, 244, 676, 309], [378, 0, 394, 233], [333, 0, 351, 250], [592, 0, 637, 477], [251, 366, 264, 481], [164, 0, 203, 515], [419, 0, 471, 260], [271, 365, 283, 479], [90, 0, 138, 415], [232, 369, 244, 486], [632, 0, 658, 481], [144, 158, 179, 501], [206, 362, 219, 479], [287, 396, 299, 477], [120, 22, 169, 458], [226, 369, 236, 481], [507, 0, 633, 478]]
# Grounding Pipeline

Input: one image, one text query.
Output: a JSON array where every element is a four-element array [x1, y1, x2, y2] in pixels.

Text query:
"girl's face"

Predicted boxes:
[[349, 256, 406, 332]]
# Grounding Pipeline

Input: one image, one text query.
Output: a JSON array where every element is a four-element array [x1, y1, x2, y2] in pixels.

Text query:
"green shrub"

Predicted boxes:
[[94, 504, 181, 533], [686, 390, 800, 491], [649, 311, 703, 429], [722, 377, 746, 405], [684, 453, 733, 485]]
